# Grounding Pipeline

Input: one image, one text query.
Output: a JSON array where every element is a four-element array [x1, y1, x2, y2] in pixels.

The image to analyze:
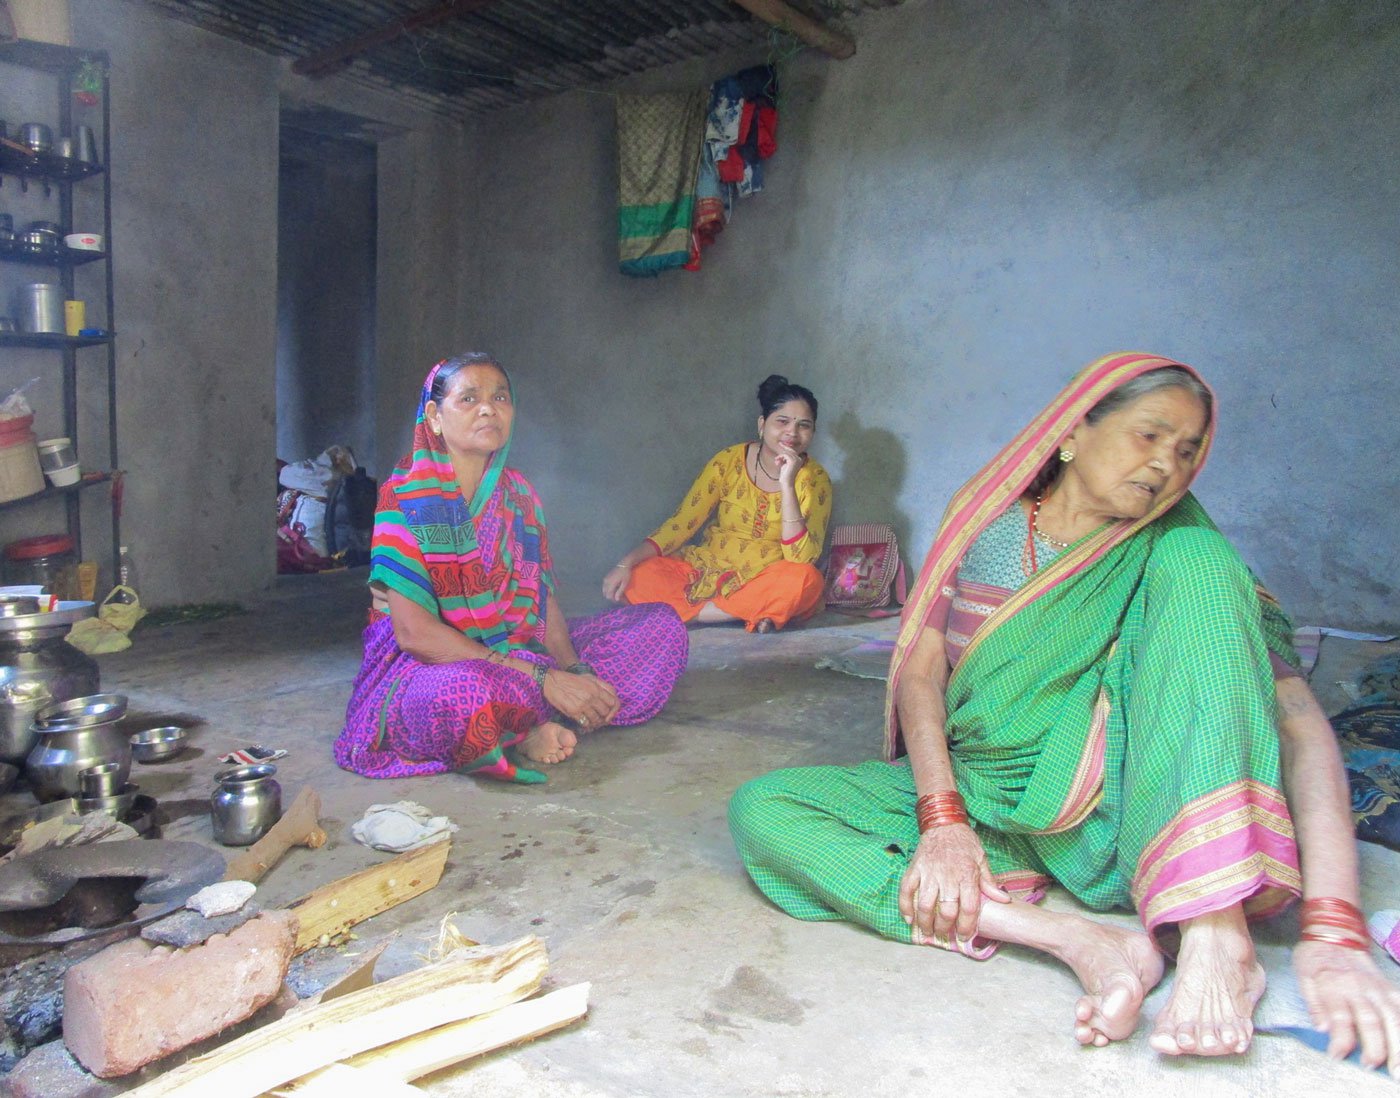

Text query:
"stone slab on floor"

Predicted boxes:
[[0, 571, 1386, 1095]]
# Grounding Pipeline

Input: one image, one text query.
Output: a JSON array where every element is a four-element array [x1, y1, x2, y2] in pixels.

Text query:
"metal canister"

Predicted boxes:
[[16, 283, 63, 334]]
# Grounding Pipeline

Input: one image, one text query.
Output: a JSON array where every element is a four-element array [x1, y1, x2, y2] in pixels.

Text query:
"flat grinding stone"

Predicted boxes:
[[139, 899, 264, 949], [0, 841, 225, 913]]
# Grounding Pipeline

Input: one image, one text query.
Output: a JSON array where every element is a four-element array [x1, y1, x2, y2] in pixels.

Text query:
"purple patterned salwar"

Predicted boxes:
[[334, 602, 688, 780]]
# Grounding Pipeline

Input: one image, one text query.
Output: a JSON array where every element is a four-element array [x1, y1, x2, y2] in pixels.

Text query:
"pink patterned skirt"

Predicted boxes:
[[334, 603, 687, 781]]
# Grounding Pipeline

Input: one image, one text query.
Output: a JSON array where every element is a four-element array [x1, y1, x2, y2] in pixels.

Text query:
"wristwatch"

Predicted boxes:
[[566, 661, 595, 676]]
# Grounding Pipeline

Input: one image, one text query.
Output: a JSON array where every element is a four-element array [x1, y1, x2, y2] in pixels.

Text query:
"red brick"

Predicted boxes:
[[62, 909, 298, 1078]]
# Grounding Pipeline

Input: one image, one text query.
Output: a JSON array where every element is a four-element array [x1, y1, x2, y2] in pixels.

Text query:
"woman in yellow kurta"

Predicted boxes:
[[603, 375, 831, 633]]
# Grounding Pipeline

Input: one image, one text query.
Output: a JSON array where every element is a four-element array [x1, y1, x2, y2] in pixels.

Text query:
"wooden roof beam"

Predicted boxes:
[[292, 0, 500, 78], [730, 0, 855, 59]]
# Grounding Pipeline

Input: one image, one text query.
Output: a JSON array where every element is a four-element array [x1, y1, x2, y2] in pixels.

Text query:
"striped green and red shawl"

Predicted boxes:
[[369, 361, 553, 653]]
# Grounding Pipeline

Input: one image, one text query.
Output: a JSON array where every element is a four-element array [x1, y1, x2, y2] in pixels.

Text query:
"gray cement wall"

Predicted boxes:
[[454, 0, 1400, 628], [50, 1, 466, 606]]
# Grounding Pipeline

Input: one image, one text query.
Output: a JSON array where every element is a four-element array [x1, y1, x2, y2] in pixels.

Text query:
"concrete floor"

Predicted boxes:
[[46, 572, 1400, 1095]]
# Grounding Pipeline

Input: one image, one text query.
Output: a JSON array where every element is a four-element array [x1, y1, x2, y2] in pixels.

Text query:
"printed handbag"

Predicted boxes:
[[823, 523, 907, 610]]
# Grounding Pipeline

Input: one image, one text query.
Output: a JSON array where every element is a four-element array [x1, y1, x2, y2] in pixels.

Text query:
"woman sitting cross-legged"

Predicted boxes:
[[603, 374, 832, 634], [335, 352, 688, 784], [730, 352, 1400, 1070]]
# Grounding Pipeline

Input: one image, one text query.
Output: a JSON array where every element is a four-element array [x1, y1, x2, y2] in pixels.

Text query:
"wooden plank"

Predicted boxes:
[[271, 1063, 424, 1097], [730, 0, 856, 59], [125, 935, 547, 1098], [288, 839, 449, 955], [342, 982, 590, 1082], [291, 0, 500, 78]]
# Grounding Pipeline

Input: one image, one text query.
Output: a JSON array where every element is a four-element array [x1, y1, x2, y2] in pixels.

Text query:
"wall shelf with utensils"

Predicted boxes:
[[0, 41, 120, 590], [0, 239, 106, 267]]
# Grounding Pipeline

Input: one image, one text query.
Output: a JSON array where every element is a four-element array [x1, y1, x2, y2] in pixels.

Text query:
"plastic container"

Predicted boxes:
[[4, 534, 77, 597], [0, 416, 44, 503], [36, 437, 79, 486]]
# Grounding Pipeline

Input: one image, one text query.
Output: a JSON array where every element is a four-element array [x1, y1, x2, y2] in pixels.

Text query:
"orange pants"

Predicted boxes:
[[624, 556, 825, 631]]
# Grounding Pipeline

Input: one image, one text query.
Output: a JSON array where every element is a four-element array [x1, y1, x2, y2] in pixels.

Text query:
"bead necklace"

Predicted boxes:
[[1022, 493, 1070, 575]]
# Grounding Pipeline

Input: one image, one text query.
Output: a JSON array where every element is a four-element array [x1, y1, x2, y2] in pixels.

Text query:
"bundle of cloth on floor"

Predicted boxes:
[[616, 65, 778, 277]]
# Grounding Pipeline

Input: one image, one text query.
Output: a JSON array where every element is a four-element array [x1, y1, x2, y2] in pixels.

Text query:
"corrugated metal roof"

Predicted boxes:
[[135, 0, 904, 117]]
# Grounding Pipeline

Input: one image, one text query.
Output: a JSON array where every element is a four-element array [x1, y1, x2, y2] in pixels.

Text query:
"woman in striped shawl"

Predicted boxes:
[[731, 353, 1400, 1071], [335, 353, 687, 783]]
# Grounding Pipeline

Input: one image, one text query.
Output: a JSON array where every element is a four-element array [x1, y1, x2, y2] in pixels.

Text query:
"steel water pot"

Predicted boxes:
[[211, 764, 281, 845], [24, 720, 130, 802], [0, 601, 98, 764]]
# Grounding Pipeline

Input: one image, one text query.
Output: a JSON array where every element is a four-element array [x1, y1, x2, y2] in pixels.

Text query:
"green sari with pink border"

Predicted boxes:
[[886, 352, 1302, 940]]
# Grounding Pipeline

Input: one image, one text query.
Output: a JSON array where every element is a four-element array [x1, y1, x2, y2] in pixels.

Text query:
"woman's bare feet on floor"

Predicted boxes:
[[754, 617, 776, 634], [519, 721, 577, 765], [1061, 919, 1166, 1045], [1149, 907, 1265, 1056]]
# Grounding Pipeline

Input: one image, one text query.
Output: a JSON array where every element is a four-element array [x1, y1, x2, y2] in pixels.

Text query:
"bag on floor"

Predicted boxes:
[[823, 523, 907, 610]]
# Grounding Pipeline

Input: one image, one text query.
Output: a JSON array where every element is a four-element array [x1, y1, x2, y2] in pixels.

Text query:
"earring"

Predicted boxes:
[[1059, 449, 1074, 462], [432, 425, 443, 436]]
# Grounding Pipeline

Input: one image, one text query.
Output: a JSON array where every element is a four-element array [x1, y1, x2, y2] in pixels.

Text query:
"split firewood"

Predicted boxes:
[[272, 1062, 427, 1096], [124, 934, 547, 1098], [339, 982, 590, 1081], [222, 788, 327, 885], [288, 839, 449, 955]]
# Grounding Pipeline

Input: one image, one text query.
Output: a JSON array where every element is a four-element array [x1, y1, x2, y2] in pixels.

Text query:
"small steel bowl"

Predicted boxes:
[[129, 725, 187, 763], [77, 783, 138, 819], [34, 693, 128, 730]]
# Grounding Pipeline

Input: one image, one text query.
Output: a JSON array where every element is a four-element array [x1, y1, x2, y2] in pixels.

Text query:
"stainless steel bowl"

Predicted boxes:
[[130, 725, 187, 763], [77, 783, 138, 820], [34, 693, 128, 731]]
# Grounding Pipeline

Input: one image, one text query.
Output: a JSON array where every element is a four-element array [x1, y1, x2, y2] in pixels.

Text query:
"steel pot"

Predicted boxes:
[[25, 720, 130, 802], [0, 601, 97, 764], [18, 123, 51, 154], [211, 764, 281, 845]]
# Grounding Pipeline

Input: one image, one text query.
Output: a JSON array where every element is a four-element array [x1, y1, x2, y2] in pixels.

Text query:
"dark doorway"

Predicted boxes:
[[275, 108, 378, 474]]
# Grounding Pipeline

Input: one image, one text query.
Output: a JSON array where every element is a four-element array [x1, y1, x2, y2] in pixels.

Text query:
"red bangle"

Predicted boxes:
[[1300, 930, 1369, 951], [915, 791, 968, 833], [1300, 897, 1368, 949]]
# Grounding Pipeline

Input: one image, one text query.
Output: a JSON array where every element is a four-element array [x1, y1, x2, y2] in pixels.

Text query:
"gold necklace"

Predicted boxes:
[[1030, 493, 1071, 549]]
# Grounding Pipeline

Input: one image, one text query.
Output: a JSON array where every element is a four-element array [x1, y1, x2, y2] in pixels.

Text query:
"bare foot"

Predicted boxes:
[[1060, 919, 1166, 1046], [754, 617, 776, 634], [1149, 908, 1265, 1057], [518, 721, 577, 765]]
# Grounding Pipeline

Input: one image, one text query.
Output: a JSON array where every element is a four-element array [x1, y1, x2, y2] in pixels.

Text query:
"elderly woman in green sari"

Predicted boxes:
[[730, 353, 1400, 1071]]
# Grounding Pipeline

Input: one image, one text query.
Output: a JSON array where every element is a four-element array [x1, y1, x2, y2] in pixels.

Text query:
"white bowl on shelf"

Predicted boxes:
[[64, 233, 102, 251]]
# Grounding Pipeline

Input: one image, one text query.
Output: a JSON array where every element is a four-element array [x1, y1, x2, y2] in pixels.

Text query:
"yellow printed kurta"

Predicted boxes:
[[647, 444, 832, 603]]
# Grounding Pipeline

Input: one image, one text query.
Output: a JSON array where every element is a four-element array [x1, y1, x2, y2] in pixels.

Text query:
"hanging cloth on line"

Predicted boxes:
[[616, 90, 708, 277]]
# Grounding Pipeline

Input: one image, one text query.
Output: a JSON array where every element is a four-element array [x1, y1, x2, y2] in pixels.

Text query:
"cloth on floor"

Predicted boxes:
[[1331, 701, 1400, 850], [617, 90, 708, 277], [1369, 909, 1400, 965], [218, 745, 287, 765], [351, 801, 459, 852], [814, 637, 896, 680]]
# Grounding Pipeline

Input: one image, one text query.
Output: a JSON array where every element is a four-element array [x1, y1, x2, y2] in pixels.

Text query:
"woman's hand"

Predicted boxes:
[[543, 669, 620, 730], [773, 443, 805, 488], [601, 563, 631, 602], [898, 823, 1010, 945], [1295, 940, 1400, 1073]]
